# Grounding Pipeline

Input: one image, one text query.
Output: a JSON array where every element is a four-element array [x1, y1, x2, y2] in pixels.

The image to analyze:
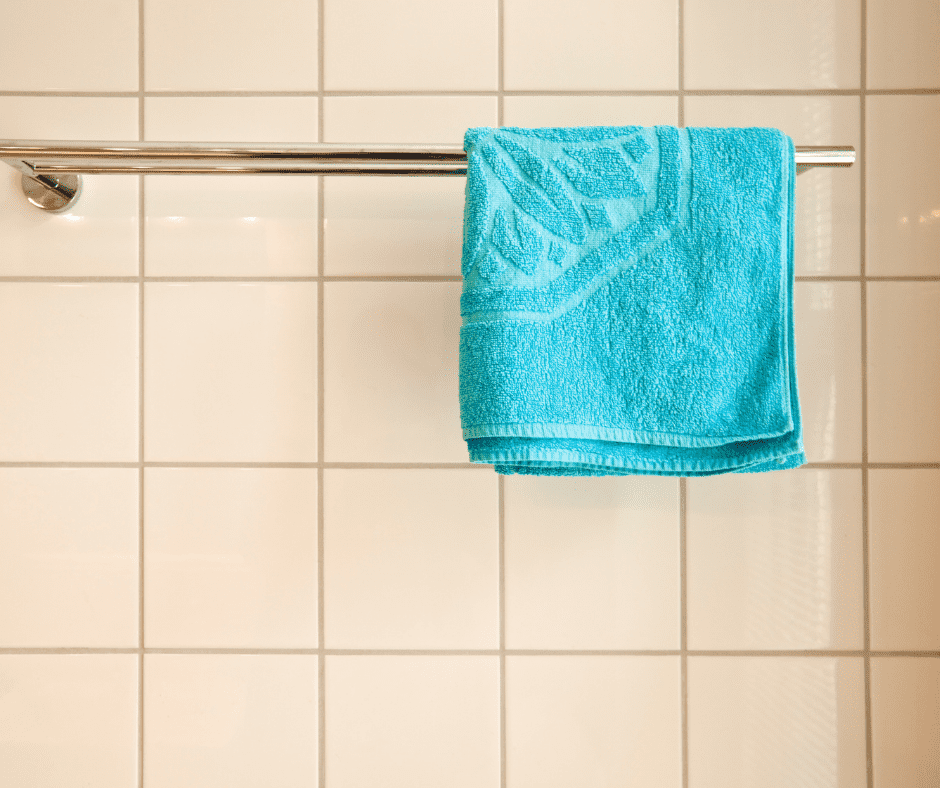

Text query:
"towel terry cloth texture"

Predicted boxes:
[[457, 124, 806, 476]]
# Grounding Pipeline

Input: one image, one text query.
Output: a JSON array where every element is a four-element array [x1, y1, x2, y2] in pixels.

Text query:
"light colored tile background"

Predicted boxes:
[[143, 654, 318, 788], [688, 657, 868, 788], [0, 0, 937, 785]]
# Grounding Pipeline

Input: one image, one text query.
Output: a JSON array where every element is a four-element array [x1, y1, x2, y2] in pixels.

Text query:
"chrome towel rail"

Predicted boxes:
[[0, 139, 856, 213]]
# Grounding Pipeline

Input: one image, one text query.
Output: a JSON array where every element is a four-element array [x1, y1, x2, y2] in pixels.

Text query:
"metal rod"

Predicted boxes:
[[1, 139, 856, 176]]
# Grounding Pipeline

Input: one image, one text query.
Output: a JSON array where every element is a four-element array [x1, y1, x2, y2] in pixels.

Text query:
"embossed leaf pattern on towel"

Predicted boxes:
[[468, 129, 651, 282], [480, 138, 586, 245], [492, 207, 544, 275], [556, 145, 647, 199]]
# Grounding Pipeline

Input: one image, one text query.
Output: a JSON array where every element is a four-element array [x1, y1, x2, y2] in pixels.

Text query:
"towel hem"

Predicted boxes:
[[468, 443, 805, 474], [462, 420, 794, 447]]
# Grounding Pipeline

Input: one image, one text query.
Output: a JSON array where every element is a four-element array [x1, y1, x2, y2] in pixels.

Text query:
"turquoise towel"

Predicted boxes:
[[458, 125, 806, 476]]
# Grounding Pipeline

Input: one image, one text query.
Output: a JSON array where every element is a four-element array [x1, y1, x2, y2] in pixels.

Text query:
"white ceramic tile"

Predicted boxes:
[[867, 282, 940, 462], [684, 0, 860, 89], [0, 97, 139, 276], [505, 656, 681, 788], [0, 284, 138, 461], [322, 97, 494, 276], [144, 98, 319, 277], [323, 282, 466, 462], [503, 476, 680, 650], [324, 0, 497, 90], [144, 654, 317, 788], [684, 96, 861, 276], [503, 0, 677, 89], [145, 98, 320, 145], [869, 470, 940, 651], [866, 96, 940, 276], [324, 177, 464, 275], [502, 96, 679, 127], [688, 657, 867, 788], [0, 469, 137, 648], [145, 0, 317, 90], [324, 469, 498, 649], [0, 655, 138, 788], [687, 470, 863, 650], [145, 468, 318, 649], [325, 655, 499, 788], [323, 96, 498, 146], [867, 0, 940, 88], [144, 282, 317, 462], [0, 0, 137, 90], [871, 658, 940, 788], [793, 283, 862, 463]]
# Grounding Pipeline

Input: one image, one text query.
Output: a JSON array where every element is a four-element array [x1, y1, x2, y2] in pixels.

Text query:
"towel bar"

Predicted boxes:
[[0, 139, 856, 213]]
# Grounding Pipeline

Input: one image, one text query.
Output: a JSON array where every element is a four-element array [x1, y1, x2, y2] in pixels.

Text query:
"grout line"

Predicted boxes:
[[4, 88, 939, 99], [679, 477, 689, 788], [137, 1, 145, 786], [317, 2, 326, 785], [4, 647, 935, 657], [859, 0, 874, 785], [0, 276, 466, 282]]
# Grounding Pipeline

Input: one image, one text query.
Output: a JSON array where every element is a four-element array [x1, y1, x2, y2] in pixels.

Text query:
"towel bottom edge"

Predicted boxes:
[[489, 452, 806, 477], [468, 441, 806, 476]]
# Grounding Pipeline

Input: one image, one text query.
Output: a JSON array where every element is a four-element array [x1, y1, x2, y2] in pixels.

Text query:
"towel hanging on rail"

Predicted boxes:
[[457, 125, 805, 476]]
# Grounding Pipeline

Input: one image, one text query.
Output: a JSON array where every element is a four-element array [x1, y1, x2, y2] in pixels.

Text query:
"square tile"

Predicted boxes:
[[322, 96, 496, 276], [871, 657, 940, 788], [145, 0, 317, 90], [684, 96, 861, 276], [144, 97, 320, 277], [866, 96, 940, 276], [793, 282, 862, 463], [505, 656, 681, 788], [867, 282, 940, 462], [323, 282, 465, 462], [144, 654, 317, 788], [323, 469, 498, 649], [144, 282, 318, 462], [144, 468, 318, 649], [503, 475, 680, 650], [503, 0, 677, 89], [502, 96, 679, 127], [0, 284, 138, 461], [324, 177, 464, 276], [325, 655, 499, 788], [323, 0, 497, 90], [0, 469, 138, 648], [688, 657, 867, 788], [869, 470, 940, 650], [867, 0, 940, 88], [0, 654, 138, 788], [145, 97, 320, 145], [686, 470, 863, 650], [0, 0, 138, 90], [0, 97, 139, 277], [684, 0, 860, 88], [322, 96, 498, 146]]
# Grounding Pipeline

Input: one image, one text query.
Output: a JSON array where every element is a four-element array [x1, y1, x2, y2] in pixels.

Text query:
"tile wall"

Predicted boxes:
[[0, 0, 937, 786]]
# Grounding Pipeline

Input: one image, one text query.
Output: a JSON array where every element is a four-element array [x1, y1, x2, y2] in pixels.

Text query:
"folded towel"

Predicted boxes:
[[458, 124, 805, 476]]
